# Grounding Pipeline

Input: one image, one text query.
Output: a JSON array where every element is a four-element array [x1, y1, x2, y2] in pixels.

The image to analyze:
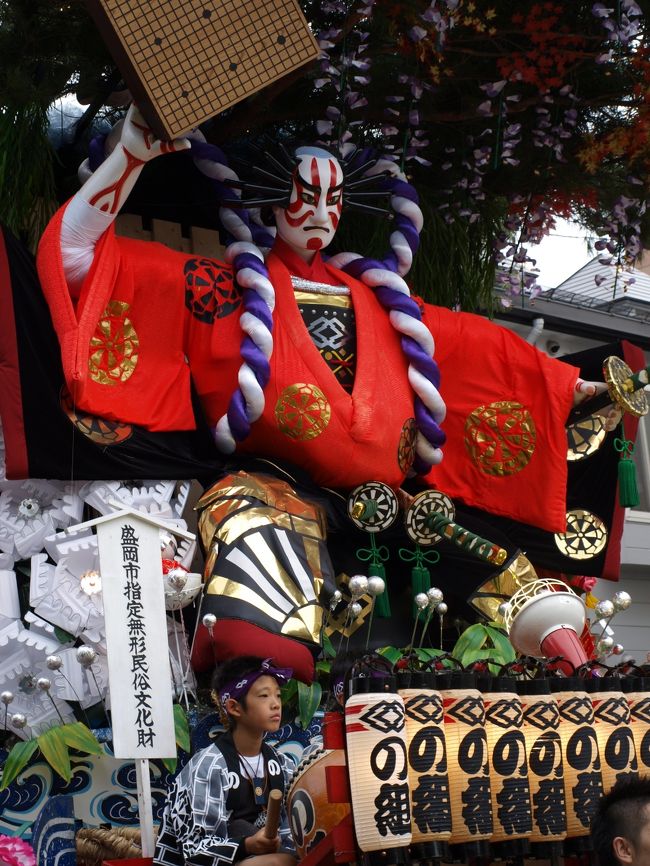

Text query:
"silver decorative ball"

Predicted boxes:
[[37, 677, 51, 692], [427, 587, 444, 604], [613, 591, 632, 612], [367, 576, 385, 597], [415, 592, 429, 611], [497, 602, 510, 618], [348, 575, 369, 598], [46, 655, 63, 671], [1, 691, 14, 706], [11, 713, 27, 729], [596, 636, 614, 654], [202, 613, 217, 630], [76, 646, 97, 667], [612, 643, 625, 656], [349, 601, 362, 618], [329, 590, 343, 611], [436, 602, 448, 617], [594, 599, 615, 620], [167, 568, 188, 591]]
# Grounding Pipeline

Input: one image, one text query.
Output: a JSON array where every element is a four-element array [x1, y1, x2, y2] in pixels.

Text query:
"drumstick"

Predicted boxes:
[[264, 789, 283, 839]]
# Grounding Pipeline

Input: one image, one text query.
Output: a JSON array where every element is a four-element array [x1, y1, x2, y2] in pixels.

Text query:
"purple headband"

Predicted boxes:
[[219, 658, 293, 704]]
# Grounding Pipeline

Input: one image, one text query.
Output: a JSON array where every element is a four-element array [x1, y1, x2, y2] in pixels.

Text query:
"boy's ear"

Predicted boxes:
[[612, 836, 634, 865], [225, 697, 242, 720]]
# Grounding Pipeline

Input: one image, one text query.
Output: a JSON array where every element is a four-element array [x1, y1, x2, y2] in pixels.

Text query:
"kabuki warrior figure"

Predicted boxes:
[[28, 104, 622, 679]]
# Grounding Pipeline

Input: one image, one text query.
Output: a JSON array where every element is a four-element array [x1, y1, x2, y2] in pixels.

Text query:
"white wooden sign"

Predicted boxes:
[[97, 512, 175, 759]]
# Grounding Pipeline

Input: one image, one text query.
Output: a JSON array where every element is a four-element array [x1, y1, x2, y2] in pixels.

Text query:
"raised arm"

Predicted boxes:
[[60, 105, 189, 296]]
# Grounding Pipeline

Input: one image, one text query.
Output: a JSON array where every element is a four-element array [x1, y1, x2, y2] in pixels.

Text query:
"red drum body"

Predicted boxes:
[[286, 747, 351, 858]]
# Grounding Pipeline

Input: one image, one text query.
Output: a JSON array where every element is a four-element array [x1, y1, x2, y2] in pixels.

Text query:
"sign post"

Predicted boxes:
[[65, 507, 195, 855]]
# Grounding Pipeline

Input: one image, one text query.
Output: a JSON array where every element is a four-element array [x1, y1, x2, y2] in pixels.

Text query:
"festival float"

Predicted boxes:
[[0, 1, 650, 865]]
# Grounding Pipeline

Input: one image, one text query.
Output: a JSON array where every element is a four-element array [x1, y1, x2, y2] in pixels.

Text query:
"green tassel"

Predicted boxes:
[[619, 456, 640, 508], [371, 563, 391, 617], [615, 436, 640, 508]]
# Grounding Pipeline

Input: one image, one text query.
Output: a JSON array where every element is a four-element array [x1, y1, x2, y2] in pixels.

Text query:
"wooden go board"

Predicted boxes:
[[86, 0, 319, 139]]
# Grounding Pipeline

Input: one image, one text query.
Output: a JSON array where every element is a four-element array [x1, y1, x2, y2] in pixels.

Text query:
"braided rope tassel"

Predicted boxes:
[[191, 137, 277, 451], [331, 167, 446, 473]]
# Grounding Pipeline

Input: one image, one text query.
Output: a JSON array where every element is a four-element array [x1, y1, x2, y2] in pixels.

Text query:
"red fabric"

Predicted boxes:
[[423, 305, 578, 532], [191, 619, 315, 684], [197, 251, 415, 489], [37, 206, 583, 527], [37, 205, 196, 431], [0, 230, 28, 477]]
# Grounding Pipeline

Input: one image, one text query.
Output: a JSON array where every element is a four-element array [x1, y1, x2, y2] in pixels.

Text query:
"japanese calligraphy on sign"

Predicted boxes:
[[97, 512, 175, 759]]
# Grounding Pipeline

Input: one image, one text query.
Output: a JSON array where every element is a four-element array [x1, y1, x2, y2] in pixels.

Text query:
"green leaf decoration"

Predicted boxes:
[[53, 626, 75, 645], [322, 632, 336, 659], [37, 727, 72, 782], [162, 756, 178, 774], [414, 647, 449, 663], [452, 623, 488, 664], [281, 677, 298, 706], [298, 681, 322, 730], [377, 646, 402, 665], [58, 722, 103, 756], [483, 625, 516, 664], [0, 738, 39, 790], [173, 704, 191, 754]]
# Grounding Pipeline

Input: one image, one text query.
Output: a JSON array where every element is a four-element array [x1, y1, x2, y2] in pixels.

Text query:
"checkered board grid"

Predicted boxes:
[[87, 0, 319, 139]]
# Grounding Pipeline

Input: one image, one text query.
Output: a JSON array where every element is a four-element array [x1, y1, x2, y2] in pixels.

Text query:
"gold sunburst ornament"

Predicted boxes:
[[275, 383, 331, 440], [464, 401, 536, 476], [554, 509, 608, 560], [397, 417, 418, 473], [88, 300, 139, 385]]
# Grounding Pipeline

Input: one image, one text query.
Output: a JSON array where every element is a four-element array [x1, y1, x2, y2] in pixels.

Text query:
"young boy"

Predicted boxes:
[[154, 656, 297, 866]]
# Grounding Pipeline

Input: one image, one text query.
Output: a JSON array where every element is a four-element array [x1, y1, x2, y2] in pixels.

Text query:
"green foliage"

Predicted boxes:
[[298, 681, 323, 730], [58, 720, 104, 755], [37, 727, 72, 782], [2, 1, 649, 294], [0, 738, 39, 790], [173, 704, 191, 753], [162, 704, 192, 774], [0, 722, 102, 789], [0, 105, 56, 249], [452, 622, 516, 674]]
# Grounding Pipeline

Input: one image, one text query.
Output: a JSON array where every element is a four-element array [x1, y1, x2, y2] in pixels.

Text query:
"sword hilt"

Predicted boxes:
[[425, 513, 508, 566]]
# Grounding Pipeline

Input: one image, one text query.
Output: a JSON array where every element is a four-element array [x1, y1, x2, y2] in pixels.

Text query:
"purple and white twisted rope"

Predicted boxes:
[[329, 158, 446, 472], [190, 133, 277, 452]]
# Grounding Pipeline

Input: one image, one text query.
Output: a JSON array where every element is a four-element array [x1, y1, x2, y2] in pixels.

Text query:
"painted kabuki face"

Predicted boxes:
[[274, 147, 344, 259]]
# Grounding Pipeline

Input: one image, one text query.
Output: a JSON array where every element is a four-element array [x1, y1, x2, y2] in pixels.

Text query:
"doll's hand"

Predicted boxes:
[[244, 828, 280, 855], [119, 104, 190, 162], [573, 378, 622, 429], [573, 378, 608, 406]]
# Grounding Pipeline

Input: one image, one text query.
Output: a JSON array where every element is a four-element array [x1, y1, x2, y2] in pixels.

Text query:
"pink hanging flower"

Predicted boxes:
[[0, 837, 37, 866]]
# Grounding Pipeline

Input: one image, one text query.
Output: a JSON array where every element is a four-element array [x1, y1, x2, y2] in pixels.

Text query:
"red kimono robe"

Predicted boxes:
[[35, 205, 578, 532]]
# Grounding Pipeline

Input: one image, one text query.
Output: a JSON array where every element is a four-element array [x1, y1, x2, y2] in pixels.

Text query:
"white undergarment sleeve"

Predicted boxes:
[[60, 196, 116, 293]]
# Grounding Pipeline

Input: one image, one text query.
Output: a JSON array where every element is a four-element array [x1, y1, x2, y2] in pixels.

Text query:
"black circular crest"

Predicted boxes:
[[184, 257, 239, 323]]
